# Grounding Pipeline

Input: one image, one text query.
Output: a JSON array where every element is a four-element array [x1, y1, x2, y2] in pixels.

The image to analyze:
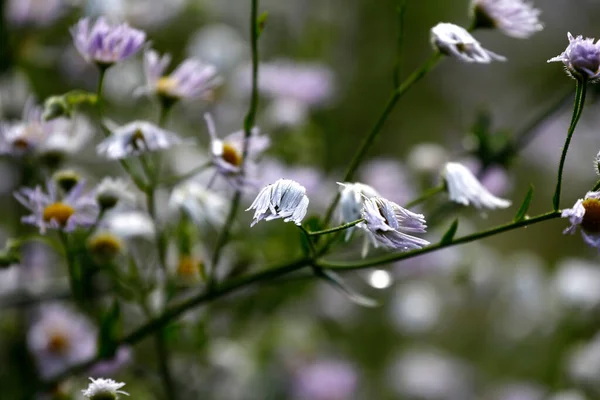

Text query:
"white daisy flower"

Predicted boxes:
[[470, 0, 543, 39], [95, 177, 136, 211], [442, 162, 511, 210], [562, 191, 600, 250], [431, 23, 506, 63], [82, 377, 129, 399], [337, 182, 380, 240], [97, 120, 185, 159]]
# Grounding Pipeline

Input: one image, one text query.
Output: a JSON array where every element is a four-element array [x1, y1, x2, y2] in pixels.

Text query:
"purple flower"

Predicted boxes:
[[14, 179, 98, 234], [292, 360, 358, 400], [204, 113, 270, 189], [71, 17, 146, 66], [141, 49, 222, 101], [97, 120, 185, 159], [470, 0, 543, 39], [562, 191, 600, 249], [337, 182, 380, 241], [6, 0, 69, 27], [27, 304, 97, 378], [361, 196, 430, 252], [548, 33, 600, 81], [443, 162, 512, 210]]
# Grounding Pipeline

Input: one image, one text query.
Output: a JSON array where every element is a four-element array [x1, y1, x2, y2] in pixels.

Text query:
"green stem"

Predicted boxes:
[[210, 0, 260, 288], [552, 79, 587, 211], [299, 226, 317, 256], [58, 232, 79, 302], [308, 219, 364, 236], [393, 0, 407, 87], [316, 210, 561, 270], [592, 179, 600, 192], [404, 185, 445, 209], [155, 330, 177, 400], [95, 66, 107, 112], [158, 161, 212, 187], [322, 52, 443, 227]]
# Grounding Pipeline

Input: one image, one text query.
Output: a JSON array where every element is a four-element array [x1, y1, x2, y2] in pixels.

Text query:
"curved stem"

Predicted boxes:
[[592, 179, 600, 192], [322, 52, 443, 227], [159, 161, 213, 187], [316, 210, 561, 270], [308, 219, 364, 236], [552, 79, 587, 211], [404, 185, 445, 209]]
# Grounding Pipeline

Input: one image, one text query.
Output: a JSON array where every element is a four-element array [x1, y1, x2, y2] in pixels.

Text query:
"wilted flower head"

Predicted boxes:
[[562, 191, 600, 249], [95, 177, 135, 210], [548, 33, 600, 81], [82, 377, 129, 399], [141, 49, 222, 102], [431, 23, 506, 63], [204, 113, 270, 189], [71, 17, 146, 66], [0, 100, 50, 156], [14, 179, 98, 234], [247, 179, 309, 227], [361, 196, 430, 252], [337, 182, 379, 240], [97, 120, 185, 159], [28, 305, 97, 378], [168, 180, 228, 228], [470, 0, 543, 39], [442, 162, 511, 209]]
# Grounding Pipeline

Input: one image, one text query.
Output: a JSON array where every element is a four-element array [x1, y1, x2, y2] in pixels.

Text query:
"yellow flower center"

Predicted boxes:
[[156, 77, 178, 97], [177, 256, 203, 279], [47, 331, 69, 354], [88, 233, 123, 259], [43, 202, 74, 226], [222, 143, 242, 166], [582, 198, 600, 233]]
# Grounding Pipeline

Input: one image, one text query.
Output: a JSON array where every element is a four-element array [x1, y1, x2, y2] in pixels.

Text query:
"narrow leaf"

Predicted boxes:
[[514, 185, 534, 222], [316, 268, 378, 308], [257, 11, 269, 36], [440, 219, 459, 245]]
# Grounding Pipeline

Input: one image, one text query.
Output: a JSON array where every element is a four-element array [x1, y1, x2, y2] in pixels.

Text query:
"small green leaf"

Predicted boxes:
[[257, 11, 269, 36], [514, 185, 534, 222], [315, 268, 378, 308], [440, 219, 459, 245]]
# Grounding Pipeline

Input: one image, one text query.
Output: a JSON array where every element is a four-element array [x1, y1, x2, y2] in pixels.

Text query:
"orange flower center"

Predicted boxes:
[[221, 143, 242, 166], [47, 332, 69, 354], [177, 256, 202, 279], [582, 198, 600, 233], [43, 202, 74, 226]]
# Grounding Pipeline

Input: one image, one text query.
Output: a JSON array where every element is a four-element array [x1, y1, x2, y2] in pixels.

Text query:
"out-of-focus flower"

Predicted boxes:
[[103, 211, 155, 239], [359, 158, 416, 205], [562, 191, 600, 249], [87, 231, 124, 261], [86, 0, 186, 29], [89, 346, 133, 378], [28, 305, 97, 378], [547, 390, 587, 400], [443, 162, 511, 209], [235, 60, 334, 127], [390, 281, 442, 334], [247, 179, 309, 227], [292, 359, 358, 400], [487, 382, 546, 400], [0, 100, 50, 156], [567, 332, 600, 387], [14, 180, 98, 234], [140, 49, 221, 103], [337, 182, 379, 240], [82, 377, 129, 399], [168, 180, 228, 228], [470, 0, 543, 39], [548, 33, 600, 81], [187, 24, 248, 72], [6, 0, 70, 27], [97, 120, 185, 159], [387, 349, 473, 399], [204, 113, 270, 189], [553, 258, 600, 311], [431, 23, 506, 63], [71, 17, 146, 66], [95, 177, 135, 211], [407, 142, 449, 174], [361, 196, 430, 252], [38, 115, 94, 166]]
